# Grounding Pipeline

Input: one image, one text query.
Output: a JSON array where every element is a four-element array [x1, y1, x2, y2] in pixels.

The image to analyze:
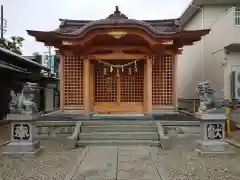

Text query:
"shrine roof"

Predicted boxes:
[[27, 6, 210, 47], [57, 18, 180, 34], [27, 6, 183, 37]]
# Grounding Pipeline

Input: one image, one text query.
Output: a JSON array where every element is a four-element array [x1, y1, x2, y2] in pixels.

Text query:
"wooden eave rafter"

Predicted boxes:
[[89, 51, 148, 60], [79, 30, 159, 46], [87, 45, 152, 54]]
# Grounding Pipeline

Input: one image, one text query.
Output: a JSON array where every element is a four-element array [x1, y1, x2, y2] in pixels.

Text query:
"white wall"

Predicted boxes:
[[177, 5, 235, 98], [224, 52, 240, 100]]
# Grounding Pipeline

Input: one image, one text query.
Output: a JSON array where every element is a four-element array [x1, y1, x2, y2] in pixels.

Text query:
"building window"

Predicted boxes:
[[235, 9, 240, 26]]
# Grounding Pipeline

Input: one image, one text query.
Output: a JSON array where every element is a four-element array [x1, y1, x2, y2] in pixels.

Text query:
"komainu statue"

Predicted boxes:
[[9, 82, 39, 114], [196, 80, 227, 114]]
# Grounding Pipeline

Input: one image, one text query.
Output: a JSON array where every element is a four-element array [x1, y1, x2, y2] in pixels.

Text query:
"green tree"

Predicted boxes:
[[0, 36, 25, 55]]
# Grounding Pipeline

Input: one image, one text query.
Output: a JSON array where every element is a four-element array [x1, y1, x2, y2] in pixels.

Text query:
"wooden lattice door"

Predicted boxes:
[[94, 63, 117, 103], [120, 60, 144, 103], [94, 60, 144, 113]]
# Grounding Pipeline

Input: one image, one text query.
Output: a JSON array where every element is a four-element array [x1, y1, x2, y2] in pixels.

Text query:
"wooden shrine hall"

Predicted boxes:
[[27, 6, 209, 115]]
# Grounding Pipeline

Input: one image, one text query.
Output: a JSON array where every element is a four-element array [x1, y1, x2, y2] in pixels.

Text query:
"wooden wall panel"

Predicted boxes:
[[63, 55, 84, 108], [152, 55, 173, 106]]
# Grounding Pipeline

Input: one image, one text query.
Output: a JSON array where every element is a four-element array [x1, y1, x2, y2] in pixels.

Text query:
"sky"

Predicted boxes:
[[0, 0, 192, 55]]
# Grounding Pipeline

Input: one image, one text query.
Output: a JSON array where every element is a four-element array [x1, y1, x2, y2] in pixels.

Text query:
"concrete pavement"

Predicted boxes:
[[70, 146, 162, 180]]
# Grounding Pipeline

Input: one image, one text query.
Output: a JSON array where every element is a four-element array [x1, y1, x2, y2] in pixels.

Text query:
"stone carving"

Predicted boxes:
[[196, 80, 226, 113], [9, 82, 39, 114], [206, 124, 223, 140], [13, 124, 30, 140]]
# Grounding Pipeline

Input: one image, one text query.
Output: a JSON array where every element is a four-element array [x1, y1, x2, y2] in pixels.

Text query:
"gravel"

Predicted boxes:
[[0, 140, 83, 180], [150, 136, 240, 180]]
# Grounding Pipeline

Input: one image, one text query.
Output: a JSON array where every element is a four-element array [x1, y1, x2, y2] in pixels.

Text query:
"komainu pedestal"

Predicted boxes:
[[195, 80, 235, 155], [195, 113, 235, 155], [2, 113, 41, 157], [3, 82, 41, 157]]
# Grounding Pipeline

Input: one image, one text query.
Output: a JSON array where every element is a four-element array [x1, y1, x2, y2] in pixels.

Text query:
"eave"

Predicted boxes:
[[0, 46, 51, 71], [0, 60, 30, 74], [27, 28, 210, 47]]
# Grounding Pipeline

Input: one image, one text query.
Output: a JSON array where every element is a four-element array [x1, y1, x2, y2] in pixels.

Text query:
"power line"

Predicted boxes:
[[1, 5, 3, 39]]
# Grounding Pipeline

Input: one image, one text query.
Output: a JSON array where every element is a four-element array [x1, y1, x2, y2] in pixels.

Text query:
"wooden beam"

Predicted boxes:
[[87, 46, 152, 54], [89, 52, 147, 60], [73, 30, 159, 46]]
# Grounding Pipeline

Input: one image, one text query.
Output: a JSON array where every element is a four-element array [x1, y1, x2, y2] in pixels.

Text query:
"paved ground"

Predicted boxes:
[[69, 140, 240, 180], [72, 146, 162, 180], [0, 123, 240, 180]]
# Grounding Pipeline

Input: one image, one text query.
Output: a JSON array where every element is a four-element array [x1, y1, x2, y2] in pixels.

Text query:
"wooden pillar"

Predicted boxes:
[[83, 57, 91, 115], [89, 62, 94, 111], [172, 54, 178, 110], [60, 54, 65, 112], [144, 56, 152, 113]]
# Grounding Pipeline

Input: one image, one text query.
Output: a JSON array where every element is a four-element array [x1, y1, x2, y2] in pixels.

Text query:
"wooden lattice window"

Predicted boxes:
[[152, 55, 173, 105], [120, 60, 144, 102], [94, 63, 117, 102], [64, 56, 84, 107]]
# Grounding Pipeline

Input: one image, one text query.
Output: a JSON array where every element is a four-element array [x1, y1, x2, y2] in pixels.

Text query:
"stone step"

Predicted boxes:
[[81, 125, 157, 133], [160, 121, 200, 126], [77, 140, 160, 146], [79, 132, 159, 140], [81, 120, 156, 126]]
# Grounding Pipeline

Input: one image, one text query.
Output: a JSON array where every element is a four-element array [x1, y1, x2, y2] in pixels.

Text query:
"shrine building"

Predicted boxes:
[[27, 7, 209, 115]]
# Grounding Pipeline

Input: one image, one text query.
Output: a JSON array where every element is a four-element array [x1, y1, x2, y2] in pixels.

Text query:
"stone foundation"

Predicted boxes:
[[2, 113, 42, 157], [35, 121, 76, 139], [195, 112, 236, 156]]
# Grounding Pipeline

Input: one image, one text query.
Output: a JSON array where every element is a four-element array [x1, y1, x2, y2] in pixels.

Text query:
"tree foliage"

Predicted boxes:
[[0, 36, 25, 55]]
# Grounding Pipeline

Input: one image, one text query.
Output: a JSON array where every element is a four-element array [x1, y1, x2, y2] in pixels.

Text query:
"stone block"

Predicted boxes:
[[195, 112, 236, 155], [144, 113, 153, 120], [160, 136, 171, 149], [2, 113, 42, 157], [66, 136, 78, 150]]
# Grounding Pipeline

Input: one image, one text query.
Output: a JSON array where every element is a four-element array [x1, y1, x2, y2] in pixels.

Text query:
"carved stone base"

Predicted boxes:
[[2, 113, 42, 157], [196, 140, 236, 156], [195, 112, 236, 156], [2, 141, 41, 157]]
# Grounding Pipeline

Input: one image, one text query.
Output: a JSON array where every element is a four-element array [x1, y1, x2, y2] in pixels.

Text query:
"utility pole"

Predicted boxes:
[[48, 46, 52, 69], [48, 46, 52, 77], [1, 5, 3, 39], [48, 46, 51, 56]]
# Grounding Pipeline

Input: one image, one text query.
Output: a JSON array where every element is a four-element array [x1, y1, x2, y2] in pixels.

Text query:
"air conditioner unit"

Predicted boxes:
[[231, 70, 240, 100]]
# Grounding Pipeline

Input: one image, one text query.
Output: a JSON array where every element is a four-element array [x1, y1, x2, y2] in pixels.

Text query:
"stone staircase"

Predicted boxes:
[[76, 121, 160, 146]]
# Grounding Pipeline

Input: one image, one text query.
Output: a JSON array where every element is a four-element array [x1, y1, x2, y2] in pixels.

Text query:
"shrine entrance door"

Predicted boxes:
[[93, 60, 144, 114]]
